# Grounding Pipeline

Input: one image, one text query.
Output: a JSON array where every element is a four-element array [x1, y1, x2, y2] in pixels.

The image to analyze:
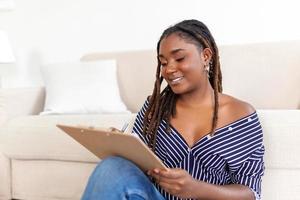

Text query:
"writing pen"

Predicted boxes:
[[121, 122, 129, 133]]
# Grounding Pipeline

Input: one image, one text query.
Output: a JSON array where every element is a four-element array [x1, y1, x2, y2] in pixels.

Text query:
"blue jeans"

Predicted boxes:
[[81, 156, 165, 200]]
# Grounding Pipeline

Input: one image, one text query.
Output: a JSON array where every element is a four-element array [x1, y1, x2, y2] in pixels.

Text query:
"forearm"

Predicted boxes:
[[193, 181, 255, 200]]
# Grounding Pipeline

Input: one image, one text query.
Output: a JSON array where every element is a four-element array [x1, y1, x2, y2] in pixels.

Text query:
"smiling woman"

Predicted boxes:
[[158, 35, 211, 95], [81, 19, 264, 200]]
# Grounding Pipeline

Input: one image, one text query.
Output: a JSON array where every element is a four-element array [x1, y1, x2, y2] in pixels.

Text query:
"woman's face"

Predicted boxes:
[[159, 33, 211, 95]]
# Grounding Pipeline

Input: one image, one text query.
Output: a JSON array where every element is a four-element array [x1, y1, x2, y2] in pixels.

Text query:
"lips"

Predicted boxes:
[[168, 76, 184, 85]]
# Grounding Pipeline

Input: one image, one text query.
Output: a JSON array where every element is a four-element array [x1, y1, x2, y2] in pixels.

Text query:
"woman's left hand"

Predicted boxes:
[[147, 168, 200, 199]]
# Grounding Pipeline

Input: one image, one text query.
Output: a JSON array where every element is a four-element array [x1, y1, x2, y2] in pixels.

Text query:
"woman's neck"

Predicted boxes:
[[177, 83, 215, 109]]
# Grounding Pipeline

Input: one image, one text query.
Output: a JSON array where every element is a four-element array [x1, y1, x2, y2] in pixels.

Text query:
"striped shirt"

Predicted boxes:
[[132, 99, 265, 200]]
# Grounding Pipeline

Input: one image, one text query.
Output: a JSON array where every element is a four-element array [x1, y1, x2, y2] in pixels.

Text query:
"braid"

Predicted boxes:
[[209, 40, 222, 135], [143, 19, 223, 151]]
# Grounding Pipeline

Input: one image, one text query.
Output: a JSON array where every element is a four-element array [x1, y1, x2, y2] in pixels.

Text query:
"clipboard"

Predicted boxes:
[[57, 124, 167, 171]]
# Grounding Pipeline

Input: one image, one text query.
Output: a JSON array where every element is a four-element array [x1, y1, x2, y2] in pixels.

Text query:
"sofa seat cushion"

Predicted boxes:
[[0, 114, 136, 162], [1, 110, 300, 167], [257, 109, 300, 169], [11, 159, 96, 200]]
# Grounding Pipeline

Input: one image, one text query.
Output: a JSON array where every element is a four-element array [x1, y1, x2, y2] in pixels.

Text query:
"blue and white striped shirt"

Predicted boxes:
[[132, 99, 264, 200]]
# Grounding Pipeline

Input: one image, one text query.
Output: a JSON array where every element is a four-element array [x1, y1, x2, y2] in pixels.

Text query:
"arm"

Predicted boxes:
[[195, 181, 255, 200], [148, 168, 255, 200], [149, 140, 264, 200], [149, 141, 264, 200]]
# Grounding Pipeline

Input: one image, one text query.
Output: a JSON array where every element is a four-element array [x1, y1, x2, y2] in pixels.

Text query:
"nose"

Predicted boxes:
[[165, 62, 177, 74]]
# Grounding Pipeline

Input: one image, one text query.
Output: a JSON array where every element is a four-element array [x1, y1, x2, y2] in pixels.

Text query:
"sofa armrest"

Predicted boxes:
[[0, 87, 45, 125], [0, 152, 11, 200]]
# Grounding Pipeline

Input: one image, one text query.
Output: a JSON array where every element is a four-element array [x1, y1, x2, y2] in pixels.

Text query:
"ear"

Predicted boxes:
[[202, 48, 213, 64]]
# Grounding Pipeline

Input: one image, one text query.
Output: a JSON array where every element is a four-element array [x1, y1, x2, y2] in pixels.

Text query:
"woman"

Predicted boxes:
[[82, 19, 264, 200]]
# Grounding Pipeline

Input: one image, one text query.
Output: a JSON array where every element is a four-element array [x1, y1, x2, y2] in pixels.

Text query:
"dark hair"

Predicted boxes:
[[143, 19, 223, 150]]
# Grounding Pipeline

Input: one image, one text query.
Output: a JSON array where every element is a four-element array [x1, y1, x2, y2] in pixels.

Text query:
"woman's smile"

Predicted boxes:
[[169, 76, 184, 85]]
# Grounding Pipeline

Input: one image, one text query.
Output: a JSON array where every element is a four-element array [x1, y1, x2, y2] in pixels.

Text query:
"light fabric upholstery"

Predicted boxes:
[[0, 41, 300, 200], [81, 50, 158, 113], [257, 110, 300, 200], [263, 169, 300, 200], [0, 152, 11, 200], [0, 87, 45, 125], [81, 41, 300, 111], [220, 41, 300, 109], [260, 110, 300, 169], [40, 60, 129, 115], [0, 114, 136, 200], [1, 114, 136, 162], [11, 160, 95, 200]]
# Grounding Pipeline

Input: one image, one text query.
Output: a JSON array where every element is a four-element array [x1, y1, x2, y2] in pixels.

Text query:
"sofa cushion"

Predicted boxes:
[[81, 41, 300, 112], [0, 87, 45, 125], [11, 159, 95, 200], [0, 152, 11, 200], [40, 60, 129, 115], [1, 110, 299, 168], [262, 168, 300, 200], [0, 114, 136, 162], [257, 109, 300, 169], [220, 41, 300, 110]]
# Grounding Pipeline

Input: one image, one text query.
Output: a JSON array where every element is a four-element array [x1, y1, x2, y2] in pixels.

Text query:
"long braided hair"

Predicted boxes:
[[142, 19, 223, 151]]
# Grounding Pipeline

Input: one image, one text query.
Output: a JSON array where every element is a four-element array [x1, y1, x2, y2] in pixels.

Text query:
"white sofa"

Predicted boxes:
[[0, 41, 300, 200]]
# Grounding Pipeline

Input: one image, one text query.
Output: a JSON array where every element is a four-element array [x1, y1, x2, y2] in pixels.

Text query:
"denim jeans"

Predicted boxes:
[[81, 156, 165, 200]]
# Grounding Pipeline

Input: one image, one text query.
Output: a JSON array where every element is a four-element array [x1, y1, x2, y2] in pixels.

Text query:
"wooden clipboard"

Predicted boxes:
[[57, 124, 167, 171]]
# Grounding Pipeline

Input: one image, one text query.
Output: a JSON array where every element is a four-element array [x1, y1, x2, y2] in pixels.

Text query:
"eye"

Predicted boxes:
[[161, 62, 167, 67], [176, 57, 185, 62]]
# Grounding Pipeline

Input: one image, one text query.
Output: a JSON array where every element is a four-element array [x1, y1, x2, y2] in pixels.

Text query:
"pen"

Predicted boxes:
[[121, 122, 129, 133]]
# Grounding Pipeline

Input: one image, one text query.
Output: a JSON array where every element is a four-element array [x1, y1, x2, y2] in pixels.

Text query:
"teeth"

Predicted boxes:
[[170, 77, 183, 83]]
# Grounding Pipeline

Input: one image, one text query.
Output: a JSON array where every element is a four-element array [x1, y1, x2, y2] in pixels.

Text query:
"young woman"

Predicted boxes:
[[81, 19, 264, 200]]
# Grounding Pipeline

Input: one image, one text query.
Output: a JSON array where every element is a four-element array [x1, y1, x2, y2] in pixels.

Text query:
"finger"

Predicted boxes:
[[149, 173, 175, 185], [147, 169, 158, 177], [147, 170, 152, 176], [159, 180, 173, 190], [108, 127, 122, 133], [158, 181, 180, 195], [159, 168, 184, 179], [147, 168, 160, 177], [148, 171, 161, 183], [152, 168, 165, 174], [149, 169, 186, 184]]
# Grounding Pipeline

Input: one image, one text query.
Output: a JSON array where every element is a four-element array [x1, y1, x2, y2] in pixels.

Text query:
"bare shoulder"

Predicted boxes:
[[218, 93, 256, 123]]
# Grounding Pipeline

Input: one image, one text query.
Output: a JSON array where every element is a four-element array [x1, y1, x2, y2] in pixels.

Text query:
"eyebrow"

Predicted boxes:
[[158, 48, 185, 58]]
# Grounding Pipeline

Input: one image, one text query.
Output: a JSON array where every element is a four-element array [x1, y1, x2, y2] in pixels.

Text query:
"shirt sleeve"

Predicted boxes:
[[132, 98, 150, 145], [227, 114, 265, 199], [231, 145, 265, 199]]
